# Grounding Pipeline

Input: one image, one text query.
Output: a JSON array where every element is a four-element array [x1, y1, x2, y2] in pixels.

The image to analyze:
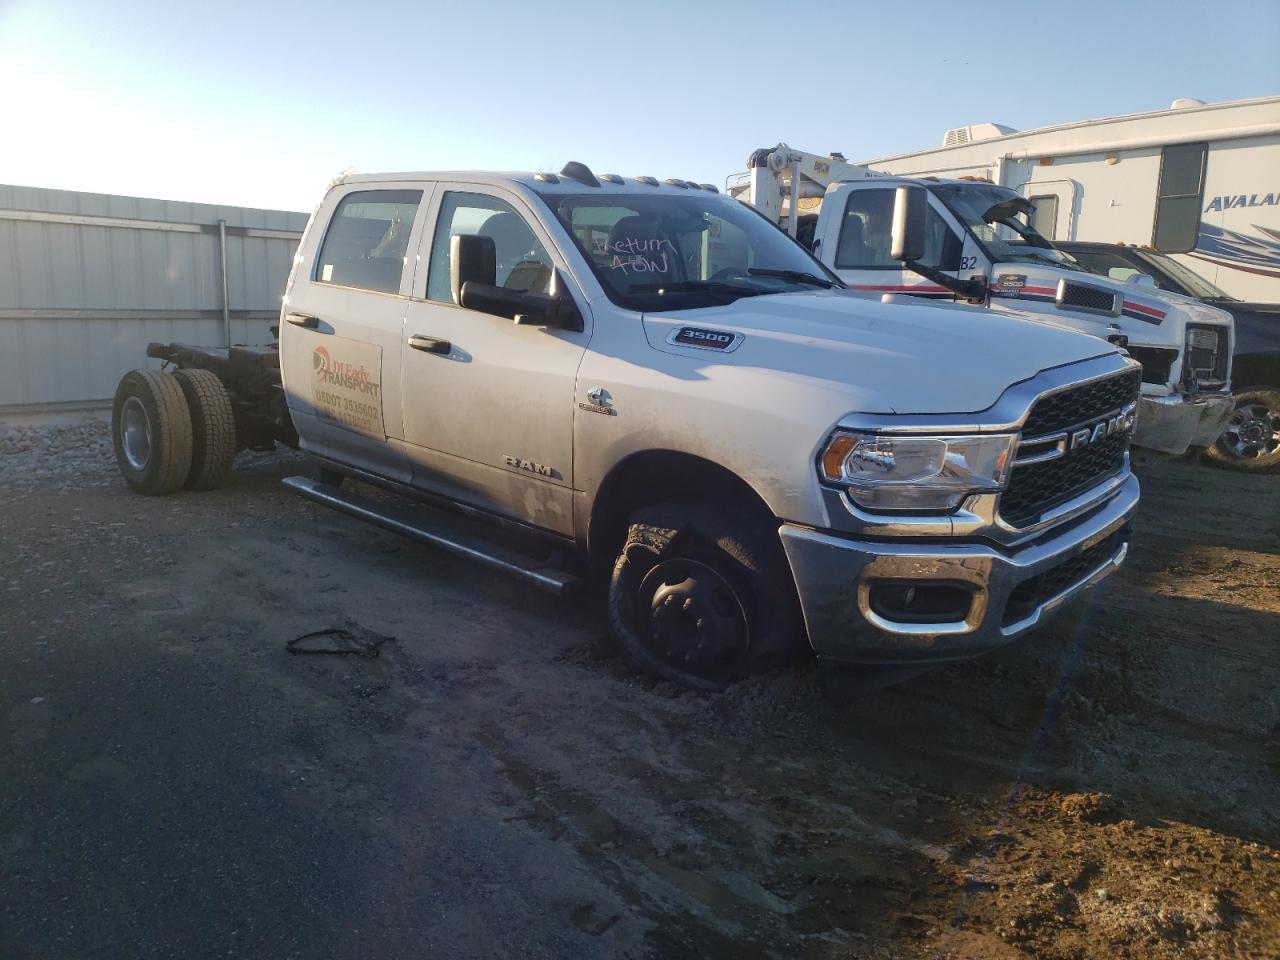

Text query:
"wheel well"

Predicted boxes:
[[587, 450, 776, 571], [1232, 353, 1280, 391]]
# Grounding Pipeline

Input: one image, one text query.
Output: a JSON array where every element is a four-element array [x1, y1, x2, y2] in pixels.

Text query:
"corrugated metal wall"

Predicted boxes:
[[0, 183, 307, 414]]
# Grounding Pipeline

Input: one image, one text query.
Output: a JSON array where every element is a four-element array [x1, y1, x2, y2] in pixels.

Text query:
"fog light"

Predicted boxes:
[[868, 582, 973, 625]]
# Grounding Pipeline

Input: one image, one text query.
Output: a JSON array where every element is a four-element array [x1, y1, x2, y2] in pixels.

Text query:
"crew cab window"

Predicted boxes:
[[1153, 142, 1208, 253], [835, 190, 961, 271], [315, 190, 421, 294], [426, 193, 553, 303]]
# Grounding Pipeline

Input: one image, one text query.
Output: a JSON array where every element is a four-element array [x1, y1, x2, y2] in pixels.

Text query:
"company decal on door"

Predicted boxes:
[[311, 337, 386, 438]]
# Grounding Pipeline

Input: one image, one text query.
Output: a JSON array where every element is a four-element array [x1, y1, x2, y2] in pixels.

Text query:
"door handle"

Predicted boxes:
[[286, 313, 320, 329], [408, 334, 452, 355]]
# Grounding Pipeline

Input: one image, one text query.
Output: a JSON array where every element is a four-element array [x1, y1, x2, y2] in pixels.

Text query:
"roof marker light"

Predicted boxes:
[[636, 176, 659, 186], [535, 172, 560, 183], [600, 174, 624, 184], [559, 161, 600, 187]]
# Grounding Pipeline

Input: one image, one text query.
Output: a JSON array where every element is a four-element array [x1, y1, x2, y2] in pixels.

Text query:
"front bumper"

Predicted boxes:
[[1134, 392, 1233, 456], [779, 473, 1139, 665]]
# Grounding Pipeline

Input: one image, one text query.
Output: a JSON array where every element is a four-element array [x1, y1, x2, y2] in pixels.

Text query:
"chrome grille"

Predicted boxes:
[[1000, 369, 1141, 529]]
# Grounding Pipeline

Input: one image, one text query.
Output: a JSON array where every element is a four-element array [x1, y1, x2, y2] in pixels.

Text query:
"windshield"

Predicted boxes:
[[1140, 250, 1233, 300], [930, 183, 1086, 272], [543, 191, 841, 311]]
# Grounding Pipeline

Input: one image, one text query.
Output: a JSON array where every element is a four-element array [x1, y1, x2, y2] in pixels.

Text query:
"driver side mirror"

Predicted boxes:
[[891, 185, 928, 263], [450, 234, 582, 332]]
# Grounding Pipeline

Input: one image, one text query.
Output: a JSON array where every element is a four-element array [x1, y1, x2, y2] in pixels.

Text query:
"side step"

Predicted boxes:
[[282, 476, 581, 596]]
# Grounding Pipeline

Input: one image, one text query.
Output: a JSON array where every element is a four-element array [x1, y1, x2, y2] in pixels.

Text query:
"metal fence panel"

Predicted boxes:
[[0, 184, 307, 412]]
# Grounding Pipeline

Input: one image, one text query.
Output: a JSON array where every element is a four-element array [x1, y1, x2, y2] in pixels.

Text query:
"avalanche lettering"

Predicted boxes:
[[1204, 193, 1277, 212]]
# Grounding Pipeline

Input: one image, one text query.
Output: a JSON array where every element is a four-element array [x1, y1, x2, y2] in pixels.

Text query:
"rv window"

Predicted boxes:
[[1153, 142, 1207, 254], [1028, 195, 1059, 239], [835, 190, 961, 271]]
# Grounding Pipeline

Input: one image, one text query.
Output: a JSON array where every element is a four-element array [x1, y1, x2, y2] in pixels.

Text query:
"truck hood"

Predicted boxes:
[[990, 263, 1234, 330], [641, 289, 1117, 415]]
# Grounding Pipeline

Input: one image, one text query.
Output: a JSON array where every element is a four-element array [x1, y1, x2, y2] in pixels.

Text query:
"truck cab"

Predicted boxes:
[[732, 146, 1236, 457]]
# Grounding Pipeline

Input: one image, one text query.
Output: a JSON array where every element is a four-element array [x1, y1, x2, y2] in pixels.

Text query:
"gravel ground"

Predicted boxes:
[[1, 422, 1277, 959]]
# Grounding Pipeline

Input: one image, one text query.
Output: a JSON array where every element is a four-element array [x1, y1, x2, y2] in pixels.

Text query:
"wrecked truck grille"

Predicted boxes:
[[999, 369, 1140, 529]]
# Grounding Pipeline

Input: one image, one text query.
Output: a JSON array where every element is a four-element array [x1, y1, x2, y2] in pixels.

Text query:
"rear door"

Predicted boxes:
[[280, 183, 431, 483]]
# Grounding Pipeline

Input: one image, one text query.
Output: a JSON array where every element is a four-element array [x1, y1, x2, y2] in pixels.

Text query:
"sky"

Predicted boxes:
[[1, 0, 1277, 213]]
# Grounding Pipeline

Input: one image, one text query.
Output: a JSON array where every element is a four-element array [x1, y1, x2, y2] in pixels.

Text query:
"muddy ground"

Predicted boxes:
[[1, 424, 1277, 959]]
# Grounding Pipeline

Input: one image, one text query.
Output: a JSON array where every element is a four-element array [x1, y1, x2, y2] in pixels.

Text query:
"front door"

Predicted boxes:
[[399, 186, 590, 536], [817, 183, 965, 300]]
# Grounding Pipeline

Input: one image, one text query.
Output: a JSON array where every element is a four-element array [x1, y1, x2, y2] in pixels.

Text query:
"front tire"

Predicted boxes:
[[1206, 386, 1280, 472], [111, 370, 194, 495], [608, 503, 802, 692]]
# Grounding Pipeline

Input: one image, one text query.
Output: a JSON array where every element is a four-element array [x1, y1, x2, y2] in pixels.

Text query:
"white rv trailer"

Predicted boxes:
[[864, 97, 1280, 303]]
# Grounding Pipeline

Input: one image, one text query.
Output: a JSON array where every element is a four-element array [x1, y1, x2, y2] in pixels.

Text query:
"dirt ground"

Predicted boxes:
[[2, 423, 1277, 960]]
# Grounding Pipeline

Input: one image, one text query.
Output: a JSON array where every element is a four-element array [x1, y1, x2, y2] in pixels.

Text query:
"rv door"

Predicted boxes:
[[1019, 180, 1078, 241]]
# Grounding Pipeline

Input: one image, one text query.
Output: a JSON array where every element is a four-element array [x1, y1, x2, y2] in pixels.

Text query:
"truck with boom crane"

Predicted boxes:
[[728, 145, 1235, 457]]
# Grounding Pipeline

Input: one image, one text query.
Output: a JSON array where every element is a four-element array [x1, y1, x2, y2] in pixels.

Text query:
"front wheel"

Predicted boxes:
[[1206, 387, 1280, 472], [608, 503, 803, 691]]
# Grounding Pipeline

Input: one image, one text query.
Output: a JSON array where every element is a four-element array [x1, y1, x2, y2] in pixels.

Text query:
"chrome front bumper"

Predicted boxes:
[[779, 473, 1139, 665], [1134, 392, 1233, 456]]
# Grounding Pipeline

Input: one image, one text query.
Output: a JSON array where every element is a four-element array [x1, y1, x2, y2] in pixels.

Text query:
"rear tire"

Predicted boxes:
[[608, 503, 803, 692], [111, 370, 194, 496], [1206, 386, 1280, 472], [173, 368, 238, 490]]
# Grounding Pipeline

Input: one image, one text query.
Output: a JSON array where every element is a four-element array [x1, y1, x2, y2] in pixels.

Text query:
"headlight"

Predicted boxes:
[[819, 432, 1016, 511]]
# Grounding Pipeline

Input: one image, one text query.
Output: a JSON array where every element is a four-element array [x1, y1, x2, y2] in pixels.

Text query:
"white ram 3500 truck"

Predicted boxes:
[[110, 162, 1141, 691], [731, 145, 1235, 456]]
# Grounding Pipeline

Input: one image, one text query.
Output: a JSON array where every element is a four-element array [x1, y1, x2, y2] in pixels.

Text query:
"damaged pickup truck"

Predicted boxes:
[[111, 162, 1141, 691]]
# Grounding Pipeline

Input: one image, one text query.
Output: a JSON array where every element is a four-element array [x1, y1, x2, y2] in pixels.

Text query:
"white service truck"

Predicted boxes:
[[110, 162, 1141, 691], [864, 96, 1280, 304], [730, 144, 1236, 457]]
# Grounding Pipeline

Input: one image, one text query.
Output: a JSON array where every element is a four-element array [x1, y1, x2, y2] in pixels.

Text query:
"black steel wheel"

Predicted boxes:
[[608, 503, 802, 691], [1207, 387, 1280, 472]]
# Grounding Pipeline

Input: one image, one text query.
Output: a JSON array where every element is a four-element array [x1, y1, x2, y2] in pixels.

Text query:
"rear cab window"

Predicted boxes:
[[315, 189, 422, 294]]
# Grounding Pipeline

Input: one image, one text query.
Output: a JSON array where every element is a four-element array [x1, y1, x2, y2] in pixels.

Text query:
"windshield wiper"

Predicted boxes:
[[631, 280, 767, 299], [747, 268, 837, 288]]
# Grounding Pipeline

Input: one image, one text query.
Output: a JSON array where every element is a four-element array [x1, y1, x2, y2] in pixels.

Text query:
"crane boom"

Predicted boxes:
[[729, 143, 880, 237]]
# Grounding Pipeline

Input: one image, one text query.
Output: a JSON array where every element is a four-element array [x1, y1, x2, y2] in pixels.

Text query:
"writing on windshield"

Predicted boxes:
[[546, 192, 840, 311]]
